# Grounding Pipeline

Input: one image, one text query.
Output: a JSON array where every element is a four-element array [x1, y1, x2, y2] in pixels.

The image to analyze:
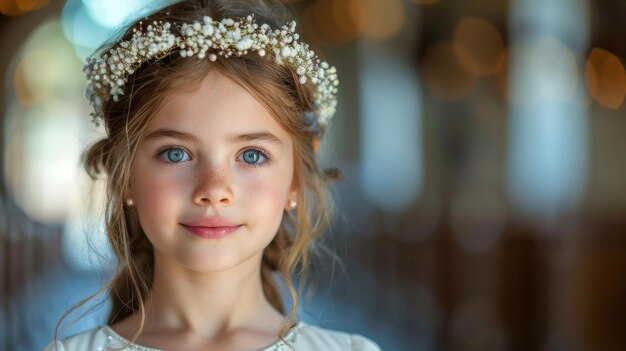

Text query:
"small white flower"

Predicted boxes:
[[85, 16, 338, 127], [236, 37, 253, 51], [202, 24, 214, 36]]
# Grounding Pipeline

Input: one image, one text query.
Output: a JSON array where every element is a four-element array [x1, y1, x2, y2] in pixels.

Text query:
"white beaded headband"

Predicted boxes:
[[83, 15, 339, 127]]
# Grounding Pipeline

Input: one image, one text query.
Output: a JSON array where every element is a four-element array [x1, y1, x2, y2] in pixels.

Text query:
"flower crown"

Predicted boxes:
[[83, 15, 339, 127]]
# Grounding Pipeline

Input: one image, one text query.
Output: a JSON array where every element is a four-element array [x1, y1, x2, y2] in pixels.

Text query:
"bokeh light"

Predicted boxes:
[[330, 0, 363, 44], [303, 0, 365, 47], [509, 38, 578, 106], [0, 0, 49, 15], [14, 40, 78, 107], [304, 0, 405, 45], [303, 0, 356, 47], [4, 102, 80, 223], [4, 19, 86, 224], [61, 0, 158, 60], [586, 47, 626, 109], [80, 0, 156, 29], [15, 0, 48, 11], [453, 17, 506, 76], [507, 5, 588, 224], [359, 0, 405, 39], [359, 52, 423, 213]]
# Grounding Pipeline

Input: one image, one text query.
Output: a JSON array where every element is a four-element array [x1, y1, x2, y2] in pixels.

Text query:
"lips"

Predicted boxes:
[[180, 217, 242, 239]]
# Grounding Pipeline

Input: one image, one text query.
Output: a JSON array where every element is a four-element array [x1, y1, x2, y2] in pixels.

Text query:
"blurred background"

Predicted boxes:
[[1, 0, 626, 350]]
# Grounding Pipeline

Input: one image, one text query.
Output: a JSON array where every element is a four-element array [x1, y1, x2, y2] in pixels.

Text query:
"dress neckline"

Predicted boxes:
[[102, 321, 305, 351]]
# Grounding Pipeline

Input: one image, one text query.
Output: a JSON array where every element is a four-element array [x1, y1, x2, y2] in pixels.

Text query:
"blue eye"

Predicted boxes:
[[240, 148, 269, 166], [158, 147, 191, 164]]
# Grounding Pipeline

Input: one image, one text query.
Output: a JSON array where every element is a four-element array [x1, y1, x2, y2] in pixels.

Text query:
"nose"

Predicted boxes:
[[192, 164, 233, 207]]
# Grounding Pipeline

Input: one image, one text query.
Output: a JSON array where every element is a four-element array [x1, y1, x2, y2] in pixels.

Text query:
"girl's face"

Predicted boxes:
[[129, 70, 296, 273]]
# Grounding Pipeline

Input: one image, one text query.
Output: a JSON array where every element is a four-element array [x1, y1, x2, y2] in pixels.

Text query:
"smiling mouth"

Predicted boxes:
[[180, 224, 242, 239]]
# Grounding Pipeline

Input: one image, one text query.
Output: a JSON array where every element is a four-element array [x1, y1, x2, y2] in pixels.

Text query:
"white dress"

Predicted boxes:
[[42, 321, 381, 351]]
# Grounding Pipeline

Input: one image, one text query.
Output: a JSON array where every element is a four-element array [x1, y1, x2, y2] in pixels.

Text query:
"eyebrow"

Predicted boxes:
[[144, 128, 285, 146], [144, 128, 197, 142], [230, 131, 284, 146]]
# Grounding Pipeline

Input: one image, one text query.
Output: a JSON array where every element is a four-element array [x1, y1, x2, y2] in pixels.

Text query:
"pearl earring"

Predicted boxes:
[[289, 199, 297, 209], [126, 198, 134, 206]]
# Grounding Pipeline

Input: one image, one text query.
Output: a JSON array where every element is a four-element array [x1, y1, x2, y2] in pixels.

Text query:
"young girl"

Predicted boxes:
[[44, 0, 380, 350]]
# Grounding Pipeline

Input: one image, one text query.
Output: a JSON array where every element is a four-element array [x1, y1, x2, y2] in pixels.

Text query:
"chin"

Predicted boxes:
[[178, 251, 261, 273]]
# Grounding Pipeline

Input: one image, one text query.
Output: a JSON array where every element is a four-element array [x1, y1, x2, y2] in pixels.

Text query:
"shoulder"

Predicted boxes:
[[291, 322, 382, 351], [42, 326, 119, 351]]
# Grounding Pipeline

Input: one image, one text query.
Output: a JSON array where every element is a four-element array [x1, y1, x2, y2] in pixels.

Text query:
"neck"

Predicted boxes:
[[139, 250, 284, 337]]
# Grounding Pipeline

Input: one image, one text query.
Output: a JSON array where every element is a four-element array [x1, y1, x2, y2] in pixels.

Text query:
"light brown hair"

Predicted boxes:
[[56, 0, 340, 348]]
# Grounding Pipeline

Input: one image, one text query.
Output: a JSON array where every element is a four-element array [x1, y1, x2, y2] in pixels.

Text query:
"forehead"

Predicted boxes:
[[144, 69, 291, 145]]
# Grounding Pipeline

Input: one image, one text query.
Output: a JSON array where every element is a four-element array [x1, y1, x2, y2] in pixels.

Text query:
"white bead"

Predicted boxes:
[[258, 49, 266, 57], [209, 53, 217, 62]]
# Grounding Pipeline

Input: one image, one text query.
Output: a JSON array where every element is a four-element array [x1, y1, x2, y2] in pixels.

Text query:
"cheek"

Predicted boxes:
[[131, 164, 184, 224], [239, 168, 292, 220], [243, 175, 288, 209]]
